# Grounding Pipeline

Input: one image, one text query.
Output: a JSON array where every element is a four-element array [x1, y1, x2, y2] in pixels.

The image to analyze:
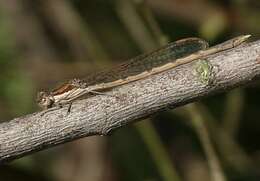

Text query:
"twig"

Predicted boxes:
[[222, 88, 245, 136], [136, 120, 181, 181], [1, 40, 260, 163], [115, 0, 157, 51], [186, 103, 227, 181], [196, 103, 253, 172]]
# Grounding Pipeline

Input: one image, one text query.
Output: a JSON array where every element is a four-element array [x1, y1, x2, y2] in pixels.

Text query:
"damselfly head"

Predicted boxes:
[[37, 91, 55, 109]]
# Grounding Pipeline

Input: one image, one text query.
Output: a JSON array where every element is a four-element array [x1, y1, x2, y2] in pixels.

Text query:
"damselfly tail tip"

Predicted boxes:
[[232, 34, 251, 47], [238, 34, 251, 42], [243, 34, 251, 39]]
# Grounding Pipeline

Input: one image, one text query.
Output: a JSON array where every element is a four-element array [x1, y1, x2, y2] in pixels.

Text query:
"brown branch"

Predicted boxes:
[[1, 40, 260, 163]]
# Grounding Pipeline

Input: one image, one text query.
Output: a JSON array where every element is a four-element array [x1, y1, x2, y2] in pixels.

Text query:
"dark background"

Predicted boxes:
[[0, 0, 260, 181]]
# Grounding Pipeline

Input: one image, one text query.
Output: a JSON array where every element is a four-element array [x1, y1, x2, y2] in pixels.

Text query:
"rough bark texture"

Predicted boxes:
[[1, 40, 260, 163]]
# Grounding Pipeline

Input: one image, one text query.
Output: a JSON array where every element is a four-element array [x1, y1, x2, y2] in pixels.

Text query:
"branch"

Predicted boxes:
[[1, 39, 260, 163]]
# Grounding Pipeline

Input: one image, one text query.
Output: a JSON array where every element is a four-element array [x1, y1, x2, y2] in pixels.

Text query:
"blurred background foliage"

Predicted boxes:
[[0, 0, 260, 181]]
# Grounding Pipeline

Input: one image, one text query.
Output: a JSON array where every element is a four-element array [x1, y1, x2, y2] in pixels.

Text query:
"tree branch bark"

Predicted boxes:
[[1, 39, 260, 163]]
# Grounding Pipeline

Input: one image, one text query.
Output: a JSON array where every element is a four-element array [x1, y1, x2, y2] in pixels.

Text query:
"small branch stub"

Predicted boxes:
[[195, 59, 214, 85]]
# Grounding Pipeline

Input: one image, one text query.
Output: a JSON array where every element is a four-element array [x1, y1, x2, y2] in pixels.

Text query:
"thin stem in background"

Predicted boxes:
[[136, 120, 181, 181], [196, 103, 253, 172], [115, 0, 157, 51], [133, 0, 169, 46], [222, 88, 245, 137], [41, 0, 111, 67], [174, 103, 253, 172], [186, 104, 227, 181]]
